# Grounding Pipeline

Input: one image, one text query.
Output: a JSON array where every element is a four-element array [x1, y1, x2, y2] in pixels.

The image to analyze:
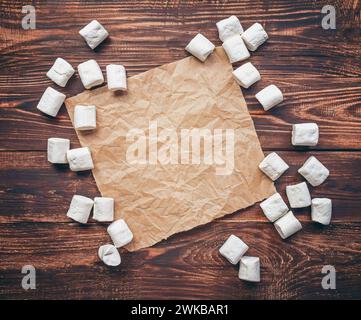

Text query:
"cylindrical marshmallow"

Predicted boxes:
[[185, 33, 215, 62], [292, 123, 319, 146], [311, 198, 332, 225], [36, 87, 66, 117], [255, 84, 283, 111], [274, 211, 302, 239], [259, 152, 289, 181], [106, 64, 127, 91], [79, 20, 109, 50], [260, 192, 289, 222], [286, 181, 311, 208], [222, 35, 250, 63], [219, 234, 249, 265], [74, 105, 96, 130], [47, 138, 70, 164], [298, 156, 329, 186], [93, 197, 114, 222], [46, 57, 75, 87], [98, 244, 121, 266], [107, 219, 133, 248], [241, 23, 269, 51], [66, 195, 94, 224], [66, 147, 94, 171], [216, 15, 244, 42], [238, 256, 260, 282], [78, 59, 104, 89], [232, 62, 261, 89]]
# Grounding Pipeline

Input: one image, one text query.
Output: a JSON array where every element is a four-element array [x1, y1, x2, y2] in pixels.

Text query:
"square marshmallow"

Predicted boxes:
[[106, 64, 127, 91], [274, 211, 302, 239], [36, 87, 66, 117], [66, 195, 94, 224], [241, 23, 268, 51], [98, 244, 121, 266], [239, 256, 260, 282], [292, 123, 319, 146], [78, 59, 104, 89], [216, 15, 244, 42], [79, 20, 109, 49], [107, 219, 133, 248], [74, 105, 96, 130], [286, 182, 311, 208], [222, 35, 250, 63], [185, 33, 215, 62], [47, 138, 70, 164], [46, 58, 75, 87], [93, 197, 114, 222], [259, 152, 289, 181], [311, 198, 332, 225], [232, 62, 261, 89], [66, 147, 94, 171], [260, 192, 289, 222], [298, 156, 329, 186], [219, 234, 249, 265], [256, 84, 283, 111]]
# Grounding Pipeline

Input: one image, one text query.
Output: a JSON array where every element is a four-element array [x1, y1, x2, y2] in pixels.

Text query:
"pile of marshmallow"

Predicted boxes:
[[40, 17, 331, 272], [184, 16, 332, 282], [40, 20, 133, 267]]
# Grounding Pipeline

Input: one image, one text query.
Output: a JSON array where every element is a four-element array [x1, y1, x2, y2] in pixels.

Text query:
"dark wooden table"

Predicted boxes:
[[1, 0, 360, 300]]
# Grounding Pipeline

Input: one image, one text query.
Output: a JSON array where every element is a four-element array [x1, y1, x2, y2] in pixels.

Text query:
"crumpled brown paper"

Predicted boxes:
[[65, 47, 275, 251]]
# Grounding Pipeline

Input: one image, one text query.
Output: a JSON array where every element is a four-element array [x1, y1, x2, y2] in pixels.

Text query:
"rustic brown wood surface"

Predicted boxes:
[[0, 0, 360, 300]]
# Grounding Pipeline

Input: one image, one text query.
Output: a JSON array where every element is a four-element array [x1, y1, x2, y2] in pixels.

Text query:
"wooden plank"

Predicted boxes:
[[0, 220, 360, 299], [0, 151, 360, 223], [0, 0, 361, 108], [0, 76, 360, 151]]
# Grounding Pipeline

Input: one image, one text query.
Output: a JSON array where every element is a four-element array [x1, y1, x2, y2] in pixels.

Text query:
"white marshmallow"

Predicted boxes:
[[311, 198, 332, 225], [274, 211, 302, 239], [232, 62, 261, 89], [46, 58, 75, 87], [216, 15, 244, 42], [74, 105, 96, 131], [260, 192, 289, 222], [47, 138, 70, 164], [106, 64, 127, 91], [219, 234, 249, 265], [66, 195, 94, 224], [185, 33, 215, 62], [241, 23, 269, 51], [292, 123, 319, 146], [36, 87, 66, 117], [298, 156, 329, 186], [238, 256, 260, 282], [255, 84, 283, 111], [98, 244, 121, 266], [107, 219, 133, 248], [79, 20, 109, 49], [222, 35, 250, 63], [259, 152, 289, 181], [78, 59, 104, 89], [93, 197, 114, 222], [286, 182, 311, 208], [66, 147, 94, 171]]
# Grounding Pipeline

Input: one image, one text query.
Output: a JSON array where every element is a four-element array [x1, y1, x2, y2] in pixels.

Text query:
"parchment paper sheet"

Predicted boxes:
[[65, 47, 275, 251]]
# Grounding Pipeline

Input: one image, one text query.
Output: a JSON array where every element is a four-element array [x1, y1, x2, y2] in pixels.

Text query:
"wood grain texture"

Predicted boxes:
[[0, 0, 360, 299], [0, 151, 360, 223]]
